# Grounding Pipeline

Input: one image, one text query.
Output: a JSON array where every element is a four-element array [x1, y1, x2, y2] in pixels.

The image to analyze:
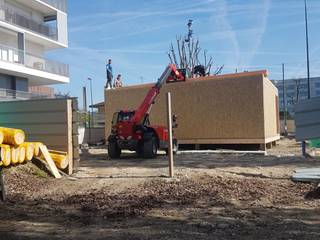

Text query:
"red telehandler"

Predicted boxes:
[[107, 64, 185, 159]]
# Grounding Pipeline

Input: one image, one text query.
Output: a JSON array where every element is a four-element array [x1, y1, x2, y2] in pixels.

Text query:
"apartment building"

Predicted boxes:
[[0, 0, 68, 100], [273, 77, 320, 114]]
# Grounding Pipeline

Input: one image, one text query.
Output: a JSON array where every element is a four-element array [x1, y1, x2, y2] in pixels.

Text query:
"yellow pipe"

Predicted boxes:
[[32, 142, 43, 157], [0, 131, 4, 144], [10, 146, 19, 164], [22, 142, 35, 161], [0, 144, 10, 167], [18, 145, 26, 164], [0, 127, 25, 146], [41, 151, 69, 169]]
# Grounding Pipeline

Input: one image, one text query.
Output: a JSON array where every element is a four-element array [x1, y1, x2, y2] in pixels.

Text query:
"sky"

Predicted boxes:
[[46, 0, 320, 107]]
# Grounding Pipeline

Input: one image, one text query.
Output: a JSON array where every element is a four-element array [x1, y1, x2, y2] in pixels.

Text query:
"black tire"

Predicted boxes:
[[143, 135, 158, 158], [135, 144, 143, 156], [108, 141, 121, 159]]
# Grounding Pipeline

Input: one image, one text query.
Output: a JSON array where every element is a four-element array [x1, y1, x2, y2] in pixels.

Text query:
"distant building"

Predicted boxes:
[[272, 77, 320, 114], [0, 0, 69, 101], [29, 85, 54, 97], [90, 102, 105, 127]]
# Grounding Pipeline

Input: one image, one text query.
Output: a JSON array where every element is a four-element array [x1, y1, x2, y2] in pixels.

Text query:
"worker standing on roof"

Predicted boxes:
[[114, 74, 123, 88], [106, 59, 113, 89]]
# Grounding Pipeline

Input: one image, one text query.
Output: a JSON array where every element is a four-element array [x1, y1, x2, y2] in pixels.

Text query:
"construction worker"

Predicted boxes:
[[114, 74, 123, 88], [193, 65, 206, 77], [105, 59, 113, 89]]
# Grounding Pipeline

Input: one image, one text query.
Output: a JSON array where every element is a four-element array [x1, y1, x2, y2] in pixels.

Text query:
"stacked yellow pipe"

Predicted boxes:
[[18, 145, 26, 164], [0, 131, 4, 144], [33, 142, 43, 157], [0, 127, 25, 146], [41, 150, 68, 170], [10, 146, 19, 164], [22, 142, 35, 161], [0, 144, 11, 167], [0, 126, 68, 171]]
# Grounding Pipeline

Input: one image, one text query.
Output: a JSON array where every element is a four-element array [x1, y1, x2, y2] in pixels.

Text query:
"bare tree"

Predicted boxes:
[[167, 20, 223, 78], [288, 78, 302, 106]]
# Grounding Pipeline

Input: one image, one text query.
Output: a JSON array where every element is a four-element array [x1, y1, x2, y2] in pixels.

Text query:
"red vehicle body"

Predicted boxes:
[[107, 64, 185, 158]]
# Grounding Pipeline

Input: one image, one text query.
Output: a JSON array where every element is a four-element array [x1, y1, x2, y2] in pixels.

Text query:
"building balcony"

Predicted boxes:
[[0, 44, 69, 77], [40, 0, 67, 12], [0, 4, 58, 41], [0, 88, 51, 101], [0, 43, 69, 85]]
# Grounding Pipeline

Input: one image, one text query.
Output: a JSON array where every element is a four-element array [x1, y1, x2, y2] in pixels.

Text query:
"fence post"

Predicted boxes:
[[166, 92, 174, 178]]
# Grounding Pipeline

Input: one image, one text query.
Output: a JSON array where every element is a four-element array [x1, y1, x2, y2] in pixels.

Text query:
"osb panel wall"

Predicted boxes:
[[105, 71, 278, 144], [263, 77, 280, 139]]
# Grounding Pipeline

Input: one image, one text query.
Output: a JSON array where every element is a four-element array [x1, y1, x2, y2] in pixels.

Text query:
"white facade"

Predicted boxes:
[[0, 0, 69, 99]]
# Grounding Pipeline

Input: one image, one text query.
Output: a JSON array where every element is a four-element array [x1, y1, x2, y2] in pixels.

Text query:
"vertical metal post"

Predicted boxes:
[[302, 0, 310, 156], [83, 86, 87, 127], [87, 77, 94, 145], [166, 92, 174, 178], [89, 78, 94, 127], [304, 0, 311, 99], [282, 63, 287, 136]]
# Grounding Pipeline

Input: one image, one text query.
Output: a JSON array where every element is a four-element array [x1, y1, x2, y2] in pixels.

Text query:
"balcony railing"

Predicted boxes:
[[0, 43, 69, 77], [0, 5, 57, 40], [0, 88, 51, 101], [41, 0, 67, 12]]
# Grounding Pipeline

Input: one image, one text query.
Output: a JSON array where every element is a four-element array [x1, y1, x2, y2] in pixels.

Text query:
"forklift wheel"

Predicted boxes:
[[143, 136, 158, 158], [108, 141, 121, 159]]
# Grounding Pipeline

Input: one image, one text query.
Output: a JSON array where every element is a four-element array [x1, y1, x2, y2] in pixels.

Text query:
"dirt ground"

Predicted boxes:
[[1, 137, 320, 240]]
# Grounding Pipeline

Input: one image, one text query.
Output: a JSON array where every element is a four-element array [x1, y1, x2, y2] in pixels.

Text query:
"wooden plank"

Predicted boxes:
[[67, 99, 73, 175], [167, 92, 174, 178], [39, 145, 61, 179]]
